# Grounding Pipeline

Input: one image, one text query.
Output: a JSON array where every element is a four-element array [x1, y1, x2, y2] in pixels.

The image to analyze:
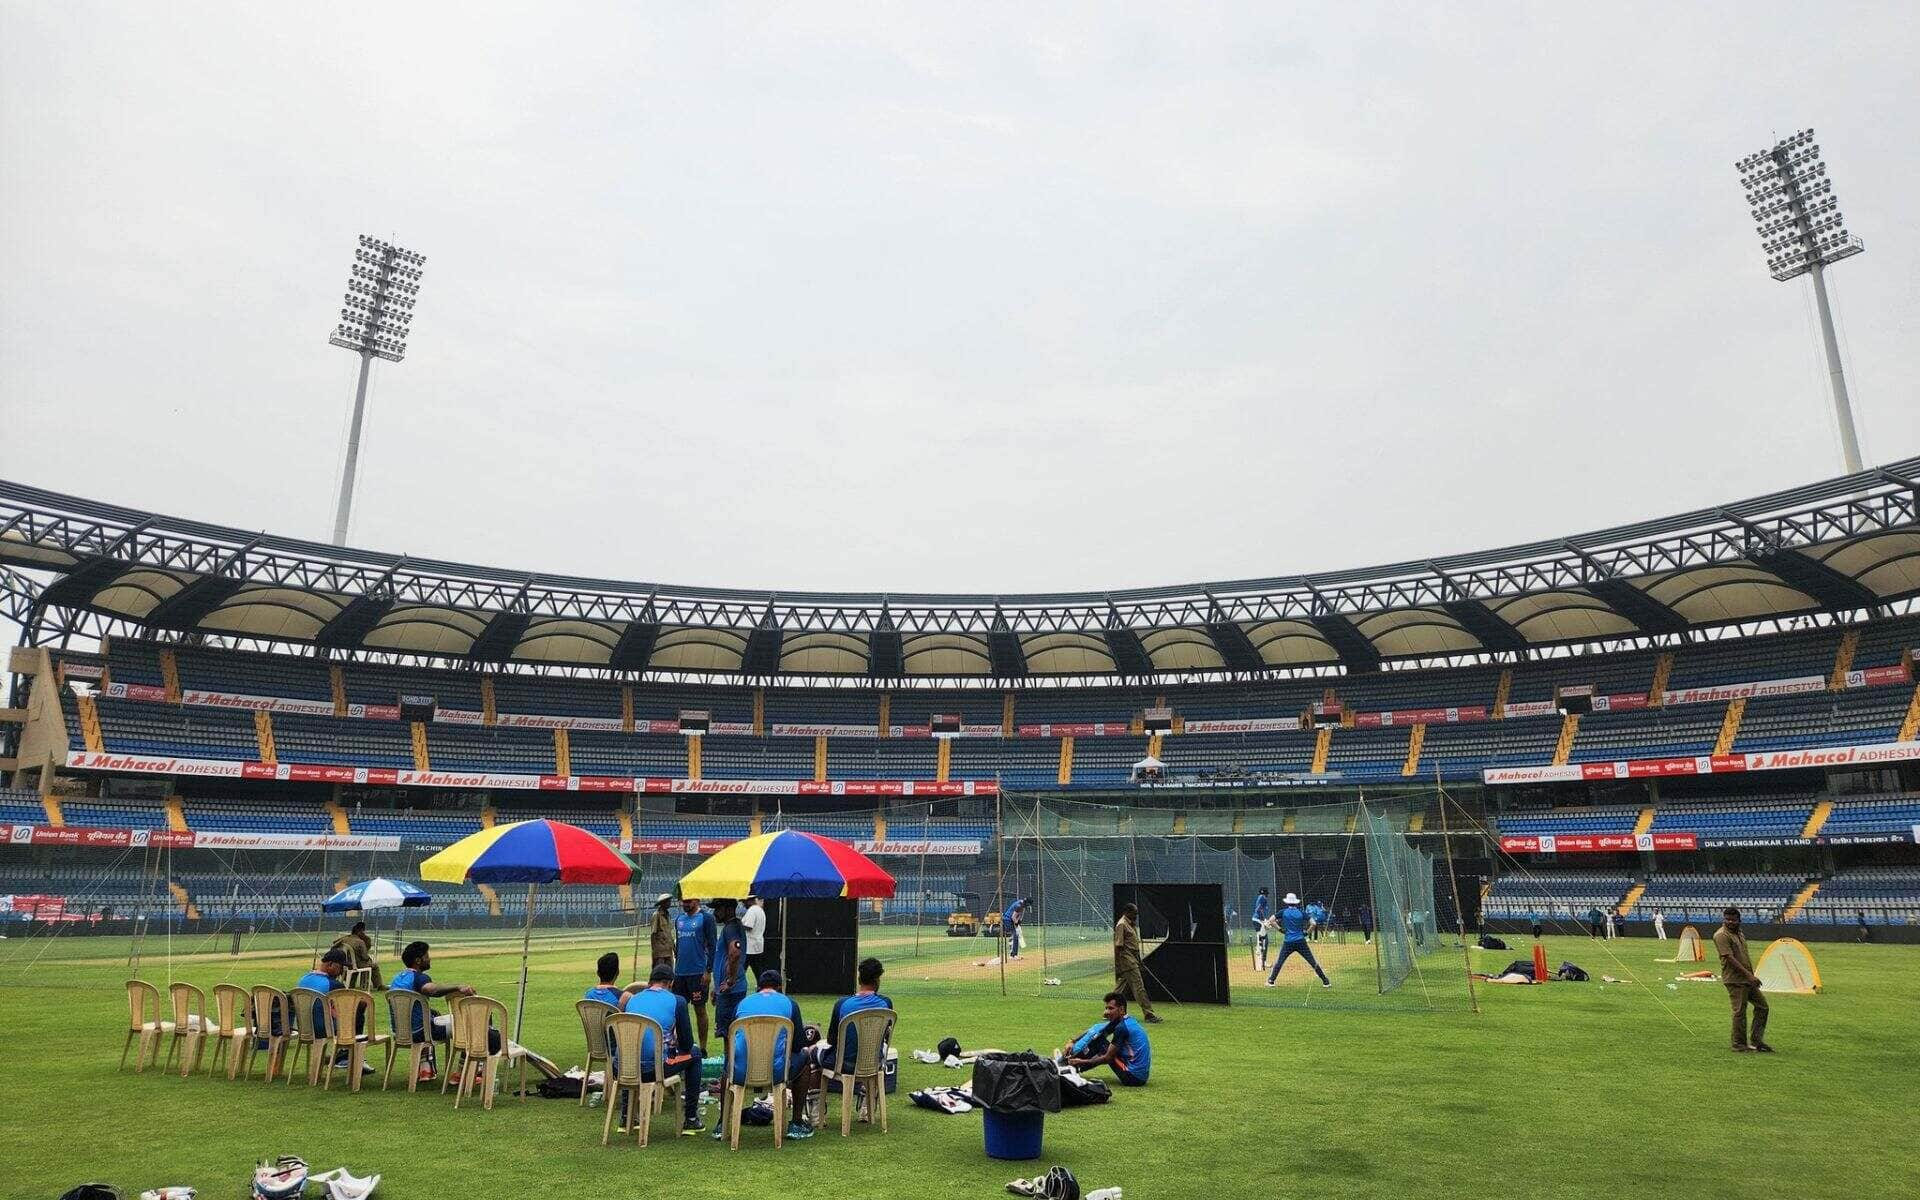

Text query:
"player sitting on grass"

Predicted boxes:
[[1264, 892, 1332, 988], [1061, 991, 1152, 1086]]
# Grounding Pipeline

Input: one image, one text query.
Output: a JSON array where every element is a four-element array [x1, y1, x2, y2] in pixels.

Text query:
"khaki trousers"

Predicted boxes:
[[1726, 980, 1769, 1047], [1115, 955, 1156, 1018]]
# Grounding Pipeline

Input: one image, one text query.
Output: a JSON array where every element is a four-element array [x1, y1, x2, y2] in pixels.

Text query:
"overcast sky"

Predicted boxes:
[[3, 4, 1916, 597]]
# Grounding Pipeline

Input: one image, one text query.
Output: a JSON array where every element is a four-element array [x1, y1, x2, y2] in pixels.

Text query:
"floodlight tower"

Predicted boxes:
[[1736, 130, 1866, 473], [327, 235, 427, 545]]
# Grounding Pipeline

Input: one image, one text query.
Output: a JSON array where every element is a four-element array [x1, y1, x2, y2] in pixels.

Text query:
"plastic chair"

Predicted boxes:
[[164, 982, 210, 1076], [209, 984, 253, 1080], [440, 994, 467, 1097], [244, 987, 291, 1081], [822, 1007, 896, 1136], [327, 989, 392, 1093], [602, 1013, 682, 1148], [285, 986, 336, 1087], [120, 979, 171, 1073], [576, 998, 617, 1108], [383, 989, 432, 1092], [450, 995, 523, 1110], [722, 1013, 793, 1150]]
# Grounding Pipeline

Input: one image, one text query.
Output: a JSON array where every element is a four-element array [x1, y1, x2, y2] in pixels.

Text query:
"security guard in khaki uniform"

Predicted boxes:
[[649, 893, 677, 968], [1113, 903, 1161, 1023], [1711, 906, 1772, 1052]]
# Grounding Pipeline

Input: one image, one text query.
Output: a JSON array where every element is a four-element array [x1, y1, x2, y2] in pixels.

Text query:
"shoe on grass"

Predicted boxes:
[[1730, 1043, 1754, 1053], [680, 1118, 704, 1136], [786, 1121, 815, 1139], [1752, 1041, 1776, 1053], [1143, 1013, 1162, 1024]]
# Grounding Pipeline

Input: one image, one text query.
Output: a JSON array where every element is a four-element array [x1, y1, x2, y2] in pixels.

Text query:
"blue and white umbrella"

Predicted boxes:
[[322, 877, 433, 913]]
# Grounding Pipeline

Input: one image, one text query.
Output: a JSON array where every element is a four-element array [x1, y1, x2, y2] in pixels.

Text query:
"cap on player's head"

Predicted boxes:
[[649, 962, 675, 985]]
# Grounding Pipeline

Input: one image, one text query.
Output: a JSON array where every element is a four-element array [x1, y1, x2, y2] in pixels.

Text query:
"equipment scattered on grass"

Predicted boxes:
[[252, 1157, 308, 1200], [1756, 938, 1822, 994]]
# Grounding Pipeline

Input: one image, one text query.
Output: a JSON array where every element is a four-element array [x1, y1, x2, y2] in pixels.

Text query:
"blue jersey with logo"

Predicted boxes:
[[824, 991, 893, 1065], [1070, 1015, 1151, 1084], [584, 984, 623, 1007], [389, 968, 432, 1039], [623, 986, 694, 1072], [674, 908, 717, 976], [1252, 894, 1270, 924], [1307, 903, 1326, 925], [294, 970, 336, 1032], [731, 990, 803, 1082], [1279, 905, 1310, 942]]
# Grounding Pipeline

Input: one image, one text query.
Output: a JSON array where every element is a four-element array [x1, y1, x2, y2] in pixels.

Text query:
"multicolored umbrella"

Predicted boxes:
[[677, 830, 895, 900], [419, 819, 634, 885], [420, 820, 634, 1043], [321, 877, 433, 913]]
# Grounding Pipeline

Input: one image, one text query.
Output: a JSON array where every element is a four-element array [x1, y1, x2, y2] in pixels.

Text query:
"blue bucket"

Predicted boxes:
[[983, 1109, 1045, 1160]]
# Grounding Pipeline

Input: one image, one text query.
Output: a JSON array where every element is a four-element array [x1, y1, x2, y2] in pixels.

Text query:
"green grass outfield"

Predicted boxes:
[[1, 927, 1914, 1199]]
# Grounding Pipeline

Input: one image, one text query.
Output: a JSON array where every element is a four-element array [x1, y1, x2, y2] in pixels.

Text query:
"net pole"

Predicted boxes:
[[911, 801, 931, 958], [1035, 798, 1049, 977], [128, 841, 152, 972], [1437, 778, 1480, 1014], [994, 788, 1006, 997], [164, 843, 174, 989], [1361, 796, 1383, 995]]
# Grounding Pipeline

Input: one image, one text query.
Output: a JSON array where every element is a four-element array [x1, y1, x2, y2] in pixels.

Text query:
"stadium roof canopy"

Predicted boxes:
[[3, 460, 1919, 681]]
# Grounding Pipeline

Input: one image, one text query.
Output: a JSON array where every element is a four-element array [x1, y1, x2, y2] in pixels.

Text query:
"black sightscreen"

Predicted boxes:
[[1116, 882, 1230, 1004]]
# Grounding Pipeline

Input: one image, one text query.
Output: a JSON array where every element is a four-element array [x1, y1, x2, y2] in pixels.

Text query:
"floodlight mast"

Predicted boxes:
[[326, 235, 426, 545], [1737, 130, 1866, 473]]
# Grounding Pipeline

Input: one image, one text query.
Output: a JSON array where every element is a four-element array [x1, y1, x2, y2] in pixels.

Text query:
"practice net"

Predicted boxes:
[[990, 792, 1471, 1012]]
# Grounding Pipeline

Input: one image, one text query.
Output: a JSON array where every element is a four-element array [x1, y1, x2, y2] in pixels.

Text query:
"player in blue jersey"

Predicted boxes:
[[622, 963, 706, 1135], [673, 896, 718, 1051], [1251, 888, 1271, 971], [1004, 898, 1026, 960], [1264, 892, 1331, 987], [584, 951, 639, 1008], [1306, 900, 1327, 941], [711, 899, 750, 1046], [1063, 991, 1152, 1086]]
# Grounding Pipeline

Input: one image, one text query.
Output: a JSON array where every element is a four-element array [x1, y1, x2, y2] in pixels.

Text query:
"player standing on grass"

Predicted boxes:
[[1306, 899, 1327, 941], [1251, 887, 1271, 971], [1264, 892, 1331, 988], [673, 895, 718, 1052]]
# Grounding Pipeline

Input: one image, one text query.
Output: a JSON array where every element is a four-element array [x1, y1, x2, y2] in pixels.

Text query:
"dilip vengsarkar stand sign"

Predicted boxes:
[[1482, 738, 1920, 785]]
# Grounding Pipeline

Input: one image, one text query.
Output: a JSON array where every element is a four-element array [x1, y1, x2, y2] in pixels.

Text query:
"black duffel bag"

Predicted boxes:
[[970, 1051, 1062, 1114]]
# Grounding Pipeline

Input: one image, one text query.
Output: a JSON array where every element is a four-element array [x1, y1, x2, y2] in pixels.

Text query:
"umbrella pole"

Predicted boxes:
[[513, 883, 535, 1049], [630, 844, 646, 975], [779, 897, 788, 983]]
